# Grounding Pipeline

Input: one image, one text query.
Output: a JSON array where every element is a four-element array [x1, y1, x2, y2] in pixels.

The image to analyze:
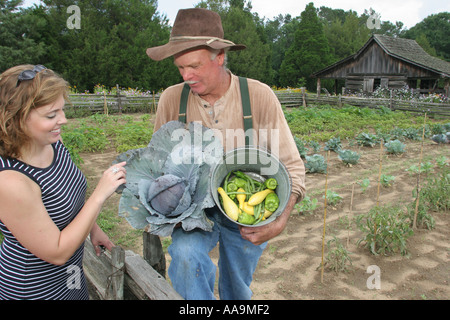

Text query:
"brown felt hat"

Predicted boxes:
[[146, 8, 246, 61]]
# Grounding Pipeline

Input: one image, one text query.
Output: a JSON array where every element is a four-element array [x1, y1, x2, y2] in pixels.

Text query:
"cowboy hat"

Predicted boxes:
[[146, 8, 246, 61]]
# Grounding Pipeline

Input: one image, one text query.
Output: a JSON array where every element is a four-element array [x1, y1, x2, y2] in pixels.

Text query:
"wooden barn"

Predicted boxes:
[[312, 34, 450, 96]]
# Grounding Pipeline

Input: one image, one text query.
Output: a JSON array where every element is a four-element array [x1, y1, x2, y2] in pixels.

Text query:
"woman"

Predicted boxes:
[[0, 65, 126, 299]]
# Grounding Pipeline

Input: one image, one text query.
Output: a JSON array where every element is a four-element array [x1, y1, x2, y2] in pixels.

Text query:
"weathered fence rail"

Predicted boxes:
[[67, 89, 450, 116], [83, 233, 182, 300]]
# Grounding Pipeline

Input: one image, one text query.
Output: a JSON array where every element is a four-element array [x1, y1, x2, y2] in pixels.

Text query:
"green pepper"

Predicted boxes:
[[264, 192, 279, 212], [264, 178, 278, 190], [226, 182, 237, 200], [232, 177, 246, 188], [238, 212, 256, 225]]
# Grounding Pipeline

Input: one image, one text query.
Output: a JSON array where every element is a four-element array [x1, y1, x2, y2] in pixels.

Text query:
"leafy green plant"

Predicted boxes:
[[305, 154, 327, 173], [403, 127, 422, 141], [389, 127, 407, 141], [295, 196, 318, 214], [357, 178, 370, 193], [294, 136, 309, 159], [308, 140, 321, 153], [356, 205, 413, 256], [323, 190, 342, 206], [431, 133, 449, 144], [408, 198, 435, 230], [406, 162, 433, 176], [384, 139, 406, 154], [380, 174, 395, 187], [435, 156, 448, 168], [356, 132, 379, 147], [114, 124, 153, 152], [417, 166, 449, 212], [323, 236, 352, 273], [324, 137, 342, 152], [114, 121, 223, 236], [337, 149, 360, 166]]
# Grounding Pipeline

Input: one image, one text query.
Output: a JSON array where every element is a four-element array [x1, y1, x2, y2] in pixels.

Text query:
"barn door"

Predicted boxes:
[[363, 78, 375, 93]]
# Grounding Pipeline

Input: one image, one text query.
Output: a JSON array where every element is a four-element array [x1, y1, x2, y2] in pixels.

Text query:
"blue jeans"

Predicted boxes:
[[168, 207, 267, 300]]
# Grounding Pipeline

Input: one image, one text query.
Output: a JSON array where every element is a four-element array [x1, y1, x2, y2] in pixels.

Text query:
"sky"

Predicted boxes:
[[21, 0, 450, 29]]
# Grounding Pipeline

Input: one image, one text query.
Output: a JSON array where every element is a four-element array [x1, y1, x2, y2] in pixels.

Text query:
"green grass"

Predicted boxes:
[[284, 104, 447, 142]]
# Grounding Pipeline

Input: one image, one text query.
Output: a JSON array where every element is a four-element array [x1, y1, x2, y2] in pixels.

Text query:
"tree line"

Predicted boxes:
[[1, 0, 448, 93]]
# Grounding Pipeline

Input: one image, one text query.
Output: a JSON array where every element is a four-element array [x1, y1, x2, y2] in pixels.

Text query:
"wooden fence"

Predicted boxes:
[[67, 88, 450, 117], [83, 233, 182, 300], [276, 90, 450, 116]]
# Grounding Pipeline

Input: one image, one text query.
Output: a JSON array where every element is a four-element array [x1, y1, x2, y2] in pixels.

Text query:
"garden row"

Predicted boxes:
[[286, 108, 449, 272]]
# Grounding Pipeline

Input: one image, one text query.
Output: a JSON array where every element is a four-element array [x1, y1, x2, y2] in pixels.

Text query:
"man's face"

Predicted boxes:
[[174, 48, 225, 98]]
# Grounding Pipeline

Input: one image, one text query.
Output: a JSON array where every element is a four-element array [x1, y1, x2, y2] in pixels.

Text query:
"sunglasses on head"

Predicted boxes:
[[17, 65, 47, 86]]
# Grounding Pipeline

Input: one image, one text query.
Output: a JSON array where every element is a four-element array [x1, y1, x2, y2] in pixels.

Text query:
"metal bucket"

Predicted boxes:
[[210, 147, 292, 227]]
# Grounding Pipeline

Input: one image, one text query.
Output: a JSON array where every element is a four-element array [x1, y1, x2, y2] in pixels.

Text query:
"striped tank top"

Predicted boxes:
[[0, 141, 89, 300]]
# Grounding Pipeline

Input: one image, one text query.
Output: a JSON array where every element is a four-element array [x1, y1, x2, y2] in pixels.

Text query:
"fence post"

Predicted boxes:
[[116, 84, 122, 115], [152, 91, 156, 113], [106, 246, 125, 300], [103, 91, 108, 116], [301, 87, 307, 107], [389, 89, 393, 110], [143, 231, 166, 278]]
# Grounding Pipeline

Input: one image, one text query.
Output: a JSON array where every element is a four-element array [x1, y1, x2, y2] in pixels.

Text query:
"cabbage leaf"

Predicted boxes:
[[114, 121, 223, 236]]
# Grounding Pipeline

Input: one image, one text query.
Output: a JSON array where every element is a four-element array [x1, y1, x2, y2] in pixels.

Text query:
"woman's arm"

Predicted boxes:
[[0, 162, 126, 265]]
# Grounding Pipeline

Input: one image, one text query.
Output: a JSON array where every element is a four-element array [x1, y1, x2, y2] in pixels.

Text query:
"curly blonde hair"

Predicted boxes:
[[0, 65, 69, 159]]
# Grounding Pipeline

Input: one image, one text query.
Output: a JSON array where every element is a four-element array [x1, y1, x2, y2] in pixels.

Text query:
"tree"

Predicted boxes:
[[0, 0, 46, 72], [31, 0, 179, 92], [404, 12, 450, 61], [198, 0, 273, 83], [279, 2, 332, 90], [321, 9, 370, 61], [265, 14, 300, 86]]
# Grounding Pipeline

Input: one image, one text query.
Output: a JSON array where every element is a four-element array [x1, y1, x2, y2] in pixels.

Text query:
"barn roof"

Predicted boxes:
[[313, 34, 450, 78]]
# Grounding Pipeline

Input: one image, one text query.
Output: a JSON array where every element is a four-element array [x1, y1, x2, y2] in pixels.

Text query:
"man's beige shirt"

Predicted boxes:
[[154, 73, 305, 200]]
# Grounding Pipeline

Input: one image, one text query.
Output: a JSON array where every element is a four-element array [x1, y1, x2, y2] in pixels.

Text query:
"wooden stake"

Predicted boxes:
[[103, 91, 108, 116], [152, 91, 156, 114], [348, 183, 355, 248], [413, 113, 427, 229], [321, 151, 330, 283], [376, 139, 383, 207]]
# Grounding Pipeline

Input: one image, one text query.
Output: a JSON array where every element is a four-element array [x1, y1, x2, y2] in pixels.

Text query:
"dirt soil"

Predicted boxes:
[[81, 139, 449, 300]]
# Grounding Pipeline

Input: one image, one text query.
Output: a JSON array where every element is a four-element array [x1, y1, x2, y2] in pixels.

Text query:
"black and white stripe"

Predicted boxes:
[[0, 141, 89, 300]]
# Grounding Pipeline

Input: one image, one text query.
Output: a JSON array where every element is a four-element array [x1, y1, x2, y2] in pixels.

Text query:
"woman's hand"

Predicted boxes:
[[90, 224, 115, 256], [91, 162, 127, 203]]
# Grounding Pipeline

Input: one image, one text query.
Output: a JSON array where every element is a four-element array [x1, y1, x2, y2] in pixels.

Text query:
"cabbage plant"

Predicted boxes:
[[114, 121, 223, 236]]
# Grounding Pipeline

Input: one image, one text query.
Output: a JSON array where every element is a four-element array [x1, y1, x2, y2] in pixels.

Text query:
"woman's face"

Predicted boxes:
[[25, 94, 67, 147]]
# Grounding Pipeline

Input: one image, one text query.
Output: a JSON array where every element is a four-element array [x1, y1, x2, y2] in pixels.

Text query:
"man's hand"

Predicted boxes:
[[239, 193, 298, 246]]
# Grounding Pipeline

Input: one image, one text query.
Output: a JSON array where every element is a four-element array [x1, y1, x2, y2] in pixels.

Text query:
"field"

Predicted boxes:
[[68, 107, 449, 300]]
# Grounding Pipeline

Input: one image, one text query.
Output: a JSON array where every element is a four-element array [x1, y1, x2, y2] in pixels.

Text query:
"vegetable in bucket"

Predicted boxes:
[[218, 170, 280, 225]]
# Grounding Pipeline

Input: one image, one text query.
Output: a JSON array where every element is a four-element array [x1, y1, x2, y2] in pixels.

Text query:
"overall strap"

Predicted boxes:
[[178, 77, 253, 145], [179, 83, 190, 123], [238, 76, 253, 146]]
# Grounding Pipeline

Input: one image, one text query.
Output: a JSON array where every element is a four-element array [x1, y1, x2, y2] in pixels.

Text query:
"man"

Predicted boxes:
[[147, 8, 305, 300]]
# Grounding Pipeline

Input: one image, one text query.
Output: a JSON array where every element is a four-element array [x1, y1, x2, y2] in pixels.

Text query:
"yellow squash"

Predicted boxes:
[[263, 208, 274, 219], [236, 188, 246, 210], [218, 187, 240, 221], [241, 202, 255, 215], [248, 189, 274, 206]]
